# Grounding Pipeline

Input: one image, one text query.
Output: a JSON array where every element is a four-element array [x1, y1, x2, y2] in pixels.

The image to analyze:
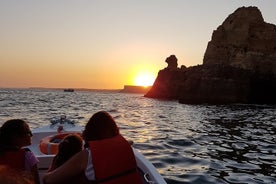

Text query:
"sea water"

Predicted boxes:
[[0, 88, 275, 184]]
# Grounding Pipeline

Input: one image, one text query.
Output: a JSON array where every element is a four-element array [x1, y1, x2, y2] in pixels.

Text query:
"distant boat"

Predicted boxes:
[[64, 88, 74, 92]]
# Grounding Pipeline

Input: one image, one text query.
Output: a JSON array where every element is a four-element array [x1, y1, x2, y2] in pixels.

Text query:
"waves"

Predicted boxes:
[[0, 89, 275, 183]]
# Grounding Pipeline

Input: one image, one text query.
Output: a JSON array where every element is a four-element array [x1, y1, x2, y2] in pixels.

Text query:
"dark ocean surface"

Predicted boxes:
[[0, 88, 275, 184]]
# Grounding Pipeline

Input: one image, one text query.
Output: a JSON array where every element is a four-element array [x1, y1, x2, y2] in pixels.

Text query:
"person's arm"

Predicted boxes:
[[30, 164, 40, 184], [43, 150, 88, 184], [24, 149, 40, 184]]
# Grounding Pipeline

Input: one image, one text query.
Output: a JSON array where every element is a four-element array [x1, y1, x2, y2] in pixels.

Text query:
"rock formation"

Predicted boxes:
[[165, 55, 178, 70], [203, 6, 276, 74], [145, 6, 276, 104], [120, 85, 151, 94]]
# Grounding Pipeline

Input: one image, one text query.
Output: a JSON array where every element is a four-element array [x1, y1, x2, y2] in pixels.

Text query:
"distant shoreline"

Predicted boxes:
[[120, 85, 151, 94], [32, 87, 122, 92], [0, 86, 151, 93], [0, 87, 122, 92]]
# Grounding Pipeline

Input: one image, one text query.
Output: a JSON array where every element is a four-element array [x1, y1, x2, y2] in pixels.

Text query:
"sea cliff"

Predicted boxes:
[[145, 6, 276, 104]]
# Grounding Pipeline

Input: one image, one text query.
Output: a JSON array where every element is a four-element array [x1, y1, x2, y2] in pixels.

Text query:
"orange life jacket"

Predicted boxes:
[[88, 135, 143, 184], [0, 148, 25, 170]]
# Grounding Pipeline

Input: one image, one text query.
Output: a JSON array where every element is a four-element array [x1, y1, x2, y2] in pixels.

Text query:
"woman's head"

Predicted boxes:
[[82, 111, 119, 142], [54, 134, 83, 168], [0, 119, 32, 148], [58, 134, 83, 155]]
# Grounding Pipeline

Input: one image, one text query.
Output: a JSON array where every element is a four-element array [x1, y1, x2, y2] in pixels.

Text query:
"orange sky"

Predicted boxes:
[[1, 1, 275, 89]]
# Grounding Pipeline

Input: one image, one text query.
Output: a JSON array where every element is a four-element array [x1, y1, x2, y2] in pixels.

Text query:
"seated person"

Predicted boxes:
[[0, 119, 40, 184], [48, 134, 83, 171]]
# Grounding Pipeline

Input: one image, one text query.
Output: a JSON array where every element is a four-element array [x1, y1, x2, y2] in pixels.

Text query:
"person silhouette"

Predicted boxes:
[[0, 119, 40, 184], [48, 134, 83, 171]]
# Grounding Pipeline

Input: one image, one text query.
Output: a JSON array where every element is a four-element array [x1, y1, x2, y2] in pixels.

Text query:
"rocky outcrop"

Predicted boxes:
[[120, 85, 151, 94], [145, 6, 276, 104], [177, 65, 276, 104], [203, 6, 276, 74], [165, 55, 178, 70]]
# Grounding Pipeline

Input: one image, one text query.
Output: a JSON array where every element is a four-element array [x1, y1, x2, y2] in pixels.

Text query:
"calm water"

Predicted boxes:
[[0, 88, 275, 184]]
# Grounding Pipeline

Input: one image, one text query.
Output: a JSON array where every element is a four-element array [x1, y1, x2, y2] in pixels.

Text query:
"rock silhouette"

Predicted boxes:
[[145, 6, 276, 104], [203, 6, 276, 75]]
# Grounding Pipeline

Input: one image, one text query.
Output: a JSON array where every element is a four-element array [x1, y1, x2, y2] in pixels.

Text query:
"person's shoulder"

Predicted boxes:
[[65, 149, 87, 163], [22, 147, 35, 155], [74, 150, 88, 164], [23, 147, 38, 160], [23, 147, 31, 152], [60, 149, 88, 171], [77, 149, 88, 158]]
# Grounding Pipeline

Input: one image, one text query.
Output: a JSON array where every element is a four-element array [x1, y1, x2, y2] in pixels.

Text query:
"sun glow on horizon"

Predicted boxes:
[[134, 72, 156, 87]]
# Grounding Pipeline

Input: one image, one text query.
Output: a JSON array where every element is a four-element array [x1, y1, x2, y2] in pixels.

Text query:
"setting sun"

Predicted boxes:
[[134, 72, 156, 87]]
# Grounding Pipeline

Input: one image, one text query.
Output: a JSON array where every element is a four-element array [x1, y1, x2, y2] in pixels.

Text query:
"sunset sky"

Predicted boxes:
[[1, 1, 275, 89]]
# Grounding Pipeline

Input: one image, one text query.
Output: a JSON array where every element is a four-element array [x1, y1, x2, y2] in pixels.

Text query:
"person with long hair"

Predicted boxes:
[[48, 134, 83, 171], [43, 111, 143, 184], [0, 119, 40, 184]]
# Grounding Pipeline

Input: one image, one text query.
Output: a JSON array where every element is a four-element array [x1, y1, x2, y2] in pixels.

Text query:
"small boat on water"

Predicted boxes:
[[27, 116, 167, 184], [63, 88, 74, 92]]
